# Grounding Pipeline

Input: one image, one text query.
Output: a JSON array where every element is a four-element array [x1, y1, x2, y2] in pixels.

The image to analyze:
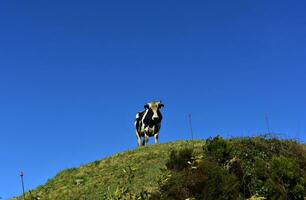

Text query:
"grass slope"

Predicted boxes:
[[13, 139, 306, 200], [13, 140, 205, 200]]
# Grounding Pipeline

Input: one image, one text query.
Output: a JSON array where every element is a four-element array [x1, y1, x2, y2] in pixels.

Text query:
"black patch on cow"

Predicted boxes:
[[143, 109, 163, 128]]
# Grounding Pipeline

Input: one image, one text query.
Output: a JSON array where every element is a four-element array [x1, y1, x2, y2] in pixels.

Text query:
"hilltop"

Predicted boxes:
[[13, 138, 306, 200], [13, 140, 205, 199]]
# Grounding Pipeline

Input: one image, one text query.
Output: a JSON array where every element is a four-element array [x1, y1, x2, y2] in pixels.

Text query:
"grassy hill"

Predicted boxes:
[[13, 138, 306, 200], [13, 140, 205, 200]]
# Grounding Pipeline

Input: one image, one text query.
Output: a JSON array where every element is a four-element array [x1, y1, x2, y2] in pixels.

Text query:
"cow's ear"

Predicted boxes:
[[144, 104, 149, 109], [159, 103, 164, 108]]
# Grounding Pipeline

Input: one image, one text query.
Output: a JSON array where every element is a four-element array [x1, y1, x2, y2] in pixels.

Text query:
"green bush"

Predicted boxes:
[[160, 147, 240, 200], [166, 147, 193, 171], [158, 137, 306, 200], [230, 137, 306, 199], [204, 136, 233, 165], [266, 156, 305, 200]]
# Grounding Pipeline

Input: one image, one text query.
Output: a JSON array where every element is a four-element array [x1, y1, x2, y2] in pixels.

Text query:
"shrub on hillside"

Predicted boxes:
[[266, 156, 305, 200], [166, 147, 194, 171], [160, 147, 240, 200], [157, 137, 306, 200], [204, 136, 233, 165], [230, 137, 306, 199]]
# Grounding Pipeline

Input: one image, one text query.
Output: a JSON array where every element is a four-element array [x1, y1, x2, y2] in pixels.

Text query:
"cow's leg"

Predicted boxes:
[[143, 133, 149, 146], [154, 133, 159, 144], [136, 131, 141, 146]]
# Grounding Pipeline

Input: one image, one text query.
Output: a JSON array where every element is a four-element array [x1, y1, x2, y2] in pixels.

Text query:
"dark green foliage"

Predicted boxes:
[[230, 137, 306, 199], [204, 136, 233, 164], [266, 156, 305, 200], [166, 147, 193, 171], [160, 161, 241, 200], [201, 162, 240, 200], [160, 147, 240, 200], [158, 137, 306, 200]]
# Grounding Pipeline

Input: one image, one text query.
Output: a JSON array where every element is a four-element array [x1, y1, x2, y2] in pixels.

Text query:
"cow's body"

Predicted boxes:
[[135, 101, 164, 146]]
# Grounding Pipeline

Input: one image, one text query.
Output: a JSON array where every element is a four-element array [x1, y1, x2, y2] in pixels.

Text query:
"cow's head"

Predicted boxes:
[[144, 101, 164, 121]]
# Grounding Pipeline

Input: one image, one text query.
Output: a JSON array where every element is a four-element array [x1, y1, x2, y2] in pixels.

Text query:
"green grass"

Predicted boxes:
[[13, 140, 205, 200], [12, 139, 306, 200]]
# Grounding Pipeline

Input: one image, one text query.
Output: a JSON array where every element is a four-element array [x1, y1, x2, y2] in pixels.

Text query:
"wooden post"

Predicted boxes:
[[20, 171, 25, 200], [188, 113, 194, 140]]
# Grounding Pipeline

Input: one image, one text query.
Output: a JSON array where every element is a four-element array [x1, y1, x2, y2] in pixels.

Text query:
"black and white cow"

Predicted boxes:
[[135, 101, 164, 146]]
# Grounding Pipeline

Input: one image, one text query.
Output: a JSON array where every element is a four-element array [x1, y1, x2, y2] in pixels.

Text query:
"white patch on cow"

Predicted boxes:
[[152, 111, 158, 119], [147, 102, 159, 120], [141, 109, 149, 132]]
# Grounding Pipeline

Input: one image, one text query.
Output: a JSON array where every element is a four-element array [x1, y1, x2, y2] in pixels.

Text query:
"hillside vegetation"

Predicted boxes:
[[13, 137, 306, 200]]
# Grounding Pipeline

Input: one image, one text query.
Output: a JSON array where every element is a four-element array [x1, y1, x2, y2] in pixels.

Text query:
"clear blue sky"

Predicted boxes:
[[0, 0, 305, 198]]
